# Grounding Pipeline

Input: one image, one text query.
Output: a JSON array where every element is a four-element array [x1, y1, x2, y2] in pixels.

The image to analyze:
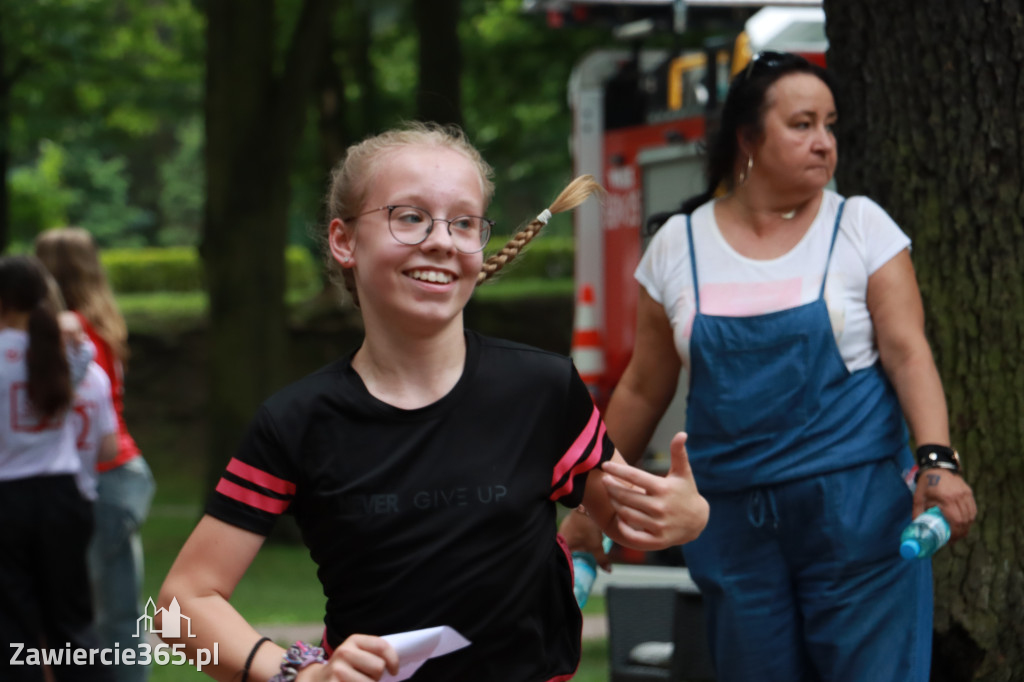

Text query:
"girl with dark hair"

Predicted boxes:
[[0, 255, 111, 682], [561, 52, 976, 681]]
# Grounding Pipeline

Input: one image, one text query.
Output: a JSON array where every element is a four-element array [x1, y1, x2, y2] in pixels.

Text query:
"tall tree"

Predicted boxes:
[[203, 0, 336, 489], [0, 1, 103, 251], [413, 0, 463, 126], [0, 0, 201, 250], [825, 2, 1024, 679]]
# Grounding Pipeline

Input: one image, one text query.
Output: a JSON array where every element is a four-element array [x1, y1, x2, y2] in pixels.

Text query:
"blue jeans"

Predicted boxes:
[[87, 457, 156, 682], [683, 458, 933, 682]]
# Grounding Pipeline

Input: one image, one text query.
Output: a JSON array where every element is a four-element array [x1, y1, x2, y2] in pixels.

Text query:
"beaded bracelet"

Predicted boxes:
[[268, 641, 327, 682]]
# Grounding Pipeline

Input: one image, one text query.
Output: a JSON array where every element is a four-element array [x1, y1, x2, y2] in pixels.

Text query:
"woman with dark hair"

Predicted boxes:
[[0, 255, 111, 681], [561, 52, 976, 681]]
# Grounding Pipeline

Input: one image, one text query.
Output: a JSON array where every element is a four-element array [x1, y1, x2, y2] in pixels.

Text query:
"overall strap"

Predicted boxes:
[[819, 199, 847, 300], [686, 213, 701, 312]]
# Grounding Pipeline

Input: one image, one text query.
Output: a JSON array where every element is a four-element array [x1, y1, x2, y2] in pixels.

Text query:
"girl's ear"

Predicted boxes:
[[328, 218, 355, 267]]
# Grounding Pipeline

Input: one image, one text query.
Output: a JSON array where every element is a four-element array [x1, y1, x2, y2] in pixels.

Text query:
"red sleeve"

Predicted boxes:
[[75, 313, 117, 384]]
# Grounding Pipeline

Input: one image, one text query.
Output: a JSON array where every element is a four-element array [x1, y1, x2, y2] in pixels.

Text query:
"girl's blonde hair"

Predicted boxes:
[[323, 121, 495, 306], [34, 227, 129, 361], [321, 122, 603, 305]]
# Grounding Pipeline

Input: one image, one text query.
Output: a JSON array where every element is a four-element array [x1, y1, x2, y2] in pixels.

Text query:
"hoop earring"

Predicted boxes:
[[739, 154, 754, 185]]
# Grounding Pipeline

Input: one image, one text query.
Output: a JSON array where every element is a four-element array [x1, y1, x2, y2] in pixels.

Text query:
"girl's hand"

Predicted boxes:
[[57, 311, 85, 347], [913, 468, 977, 541], [296, 635, 399, 682], [599, 432, 709, 549], [559, 509, 612, 570]]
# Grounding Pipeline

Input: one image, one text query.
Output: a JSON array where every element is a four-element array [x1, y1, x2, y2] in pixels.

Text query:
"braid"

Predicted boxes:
[[478, 175, 603, 284]]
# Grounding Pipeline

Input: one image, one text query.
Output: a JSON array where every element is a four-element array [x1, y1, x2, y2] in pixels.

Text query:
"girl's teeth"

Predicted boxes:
[[413, 271, 451, 283]]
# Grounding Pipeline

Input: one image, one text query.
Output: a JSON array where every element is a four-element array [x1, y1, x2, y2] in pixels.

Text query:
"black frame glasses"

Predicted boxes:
[[344, 205, 494, 254]]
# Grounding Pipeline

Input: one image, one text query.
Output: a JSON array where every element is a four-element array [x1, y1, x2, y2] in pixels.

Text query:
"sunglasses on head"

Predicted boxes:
[[741, 50, 804, 81]]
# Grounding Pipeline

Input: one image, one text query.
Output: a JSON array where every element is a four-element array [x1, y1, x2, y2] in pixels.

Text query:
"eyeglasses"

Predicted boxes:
[[344, 205, 494, 254], [741, 50, 800, 81]]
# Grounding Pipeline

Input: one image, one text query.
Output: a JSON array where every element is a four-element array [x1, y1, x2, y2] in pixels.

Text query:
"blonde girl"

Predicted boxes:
[[159, 122, 708, 682]]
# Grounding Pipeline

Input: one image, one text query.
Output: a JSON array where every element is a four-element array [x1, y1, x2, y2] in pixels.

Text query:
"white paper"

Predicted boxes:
[[379, 625, 471, 681]]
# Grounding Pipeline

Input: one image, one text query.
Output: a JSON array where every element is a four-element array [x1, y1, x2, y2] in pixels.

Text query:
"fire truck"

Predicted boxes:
[[529, 1, 827, 474]]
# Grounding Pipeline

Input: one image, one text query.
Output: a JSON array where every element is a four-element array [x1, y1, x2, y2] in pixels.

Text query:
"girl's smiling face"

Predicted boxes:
[[329, 144, 488, 335]]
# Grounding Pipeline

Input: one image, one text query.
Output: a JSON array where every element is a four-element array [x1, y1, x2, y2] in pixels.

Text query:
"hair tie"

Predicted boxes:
[[242, 636, 272, 682], [535, 209, 553, 225]]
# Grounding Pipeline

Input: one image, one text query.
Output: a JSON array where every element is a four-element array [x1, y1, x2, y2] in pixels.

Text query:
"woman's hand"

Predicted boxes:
[[598, 432, 709, 549], [296, 635, 400, 682], [913, 469, 977, 542]]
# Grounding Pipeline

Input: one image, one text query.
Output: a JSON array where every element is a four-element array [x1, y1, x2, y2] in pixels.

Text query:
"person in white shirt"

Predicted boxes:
[[0, 255, 112, 682]]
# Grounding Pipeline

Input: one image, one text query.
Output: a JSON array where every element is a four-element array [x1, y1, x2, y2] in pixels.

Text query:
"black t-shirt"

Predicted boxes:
[[206, 331, 615, 681]]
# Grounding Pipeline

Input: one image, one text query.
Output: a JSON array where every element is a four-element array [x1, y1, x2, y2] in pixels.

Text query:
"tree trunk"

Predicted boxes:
[[202, 0, 335, 492], [413, 0, 463, 126], [825, 2, 1024, 680], [0, 25, 11, 253]]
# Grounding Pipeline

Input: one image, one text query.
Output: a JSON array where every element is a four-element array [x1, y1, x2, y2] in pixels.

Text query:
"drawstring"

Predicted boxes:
[[747, 488, 780, 530]]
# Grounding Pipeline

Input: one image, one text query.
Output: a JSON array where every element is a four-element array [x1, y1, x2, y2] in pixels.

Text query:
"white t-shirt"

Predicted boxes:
[[636, 190, 911, 374], [0, 329, 79, 480], [71, 362, 118, 501]]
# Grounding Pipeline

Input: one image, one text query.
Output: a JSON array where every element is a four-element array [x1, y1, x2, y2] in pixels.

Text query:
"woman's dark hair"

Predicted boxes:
[[679, 51, 839, 214], [0, 256, 72, 418]]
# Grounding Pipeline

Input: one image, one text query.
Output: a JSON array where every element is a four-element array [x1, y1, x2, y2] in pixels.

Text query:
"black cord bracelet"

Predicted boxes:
[[242, 636, 272, 682]]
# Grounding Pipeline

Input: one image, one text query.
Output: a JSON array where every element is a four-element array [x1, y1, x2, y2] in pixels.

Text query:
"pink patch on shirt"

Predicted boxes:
[[700, 279, 803, 316]]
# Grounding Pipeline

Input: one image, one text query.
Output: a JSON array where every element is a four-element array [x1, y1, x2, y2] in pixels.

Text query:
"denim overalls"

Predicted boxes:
[[680, 203, 933, 681]]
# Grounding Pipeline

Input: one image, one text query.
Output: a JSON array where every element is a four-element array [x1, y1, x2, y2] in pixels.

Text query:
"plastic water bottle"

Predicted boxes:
[[572, 536, 614, 607], [900, 506, 951, 559]]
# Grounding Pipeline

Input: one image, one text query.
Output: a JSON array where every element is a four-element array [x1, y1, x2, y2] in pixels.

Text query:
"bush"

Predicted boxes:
[[102, 246, 320, 295]]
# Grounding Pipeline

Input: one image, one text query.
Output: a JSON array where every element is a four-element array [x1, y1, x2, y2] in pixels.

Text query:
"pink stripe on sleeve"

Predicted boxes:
[[226, 457, 296, 495], [551, 421, 606, 500], [551, 406, 601, 485], [551, 407, 607, 500], [215, 478, 291, 514]]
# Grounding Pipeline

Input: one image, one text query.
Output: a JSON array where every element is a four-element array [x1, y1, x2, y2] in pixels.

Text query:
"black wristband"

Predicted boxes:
[[242, 636, 272, 682], [915, 444, 961, 475]]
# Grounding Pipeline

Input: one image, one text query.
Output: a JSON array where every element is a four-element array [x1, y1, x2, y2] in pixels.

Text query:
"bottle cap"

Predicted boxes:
[[900, 539, 921, 560]]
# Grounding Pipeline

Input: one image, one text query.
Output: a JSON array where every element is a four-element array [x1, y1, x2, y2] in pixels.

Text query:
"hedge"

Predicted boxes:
[[101, 246, 320, 295], [99, 237, 575, 294], [484, 235, 574, 280]]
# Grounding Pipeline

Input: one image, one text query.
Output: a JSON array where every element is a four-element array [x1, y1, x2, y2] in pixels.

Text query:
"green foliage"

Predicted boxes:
[[4, 0, 203, 249], [460, 0, 609, 235], [102, 246, 321, 297], [157, 117, 204, 246], [102, 247, 203, 293], [63, 148, 155, 246], [7, 140, 76, 245], [484, 234, 575, 280]]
